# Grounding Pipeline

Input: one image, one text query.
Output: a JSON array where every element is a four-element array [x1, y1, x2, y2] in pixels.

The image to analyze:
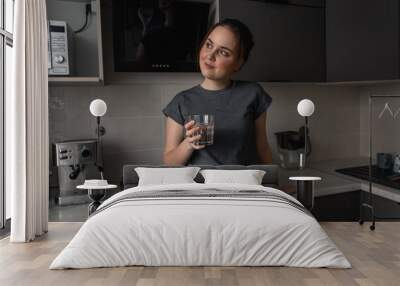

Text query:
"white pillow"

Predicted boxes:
[[135, 167, 201, 186], [200, 169, 266, 185]]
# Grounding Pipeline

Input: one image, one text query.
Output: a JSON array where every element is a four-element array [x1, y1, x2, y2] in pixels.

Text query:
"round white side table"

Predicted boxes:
[[289, 176, 321, 210], [77, 184, 117, 215]]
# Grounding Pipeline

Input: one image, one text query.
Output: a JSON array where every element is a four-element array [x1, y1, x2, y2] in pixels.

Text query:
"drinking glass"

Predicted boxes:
[[185, 114, 214, 146]]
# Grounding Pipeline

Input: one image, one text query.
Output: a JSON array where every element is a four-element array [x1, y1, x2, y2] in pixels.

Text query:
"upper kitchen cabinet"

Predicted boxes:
[[219, 0, 325, 82], [47, 0, 104, 85], [326, 0, 399, 82]]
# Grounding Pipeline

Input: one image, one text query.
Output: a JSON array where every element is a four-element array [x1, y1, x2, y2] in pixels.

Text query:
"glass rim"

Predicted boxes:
[[184, 114, 214, 122]]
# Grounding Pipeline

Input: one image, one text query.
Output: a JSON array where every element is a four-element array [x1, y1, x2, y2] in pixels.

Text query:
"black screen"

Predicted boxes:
[[113, 0, 211, 72], [50, 25, 65, 33]]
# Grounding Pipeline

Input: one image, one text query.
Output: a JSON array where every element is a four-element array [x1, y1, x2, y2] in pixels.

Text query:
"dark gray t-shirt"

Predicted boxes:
[[162, 80, 272, 165]]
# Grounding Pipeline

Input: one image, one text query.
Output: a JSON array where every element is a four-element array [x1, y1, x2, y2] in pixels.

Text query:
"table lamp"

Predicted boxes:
[[297, 99, 315, 169], [89, 99, 107, 179]]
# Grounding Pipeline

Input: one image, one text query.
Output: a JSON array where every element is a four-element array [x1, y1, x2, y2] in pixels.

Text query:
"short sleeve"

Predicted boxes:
[[162, 93, 185, 125], [253, 84, 272, 119]]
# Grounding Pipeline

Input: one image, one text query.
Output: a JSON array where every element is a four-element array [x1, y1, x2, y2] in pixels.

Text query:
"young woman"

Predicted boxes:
[[162, 18, 273, 165]]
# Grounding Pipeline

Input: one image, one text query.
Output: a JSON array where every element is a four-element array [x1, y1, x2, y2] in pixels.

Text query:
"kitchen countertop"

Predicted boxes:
[[279, 157, 400, 203]]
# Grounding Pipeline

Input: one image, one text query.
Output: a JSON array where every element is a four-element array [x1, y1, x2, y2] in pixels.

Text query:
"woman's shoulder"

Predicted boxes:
[[163, 86, 200, 124], [234, 80, 270, 97], [233, 81, 272, 117]]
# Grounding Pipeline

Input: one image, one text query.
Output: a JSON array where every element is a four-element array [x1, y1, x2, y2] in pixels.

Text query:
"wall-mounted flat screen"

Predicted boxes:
[[113, 0, 213, 72]]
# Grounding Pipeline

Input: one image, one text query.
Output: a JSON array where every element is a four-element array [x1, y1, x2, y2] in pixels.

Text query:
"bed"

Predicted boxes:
[[50, 164, 351, 269]]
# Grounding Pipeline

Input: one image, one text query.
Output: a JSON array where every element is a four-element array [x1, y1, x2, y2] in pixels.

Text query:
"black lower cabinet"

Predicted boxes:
[[312, 190, 400, 221]]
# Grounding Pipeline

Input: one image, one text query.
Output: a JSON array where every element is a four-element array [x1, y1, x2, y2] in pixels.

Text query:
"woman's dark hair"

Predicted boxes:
[[199, 18, 254, 64]]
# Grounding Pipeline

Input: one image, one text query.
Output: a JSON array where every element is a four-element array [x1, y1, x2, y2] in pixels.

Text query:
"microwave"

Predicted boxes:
[[48, 20, 73, 75]]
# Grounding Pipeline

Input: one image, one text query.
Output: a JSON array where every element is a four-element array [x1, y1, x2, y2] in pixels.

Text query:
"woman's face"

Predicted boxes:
[[199, 26, 243, 81]]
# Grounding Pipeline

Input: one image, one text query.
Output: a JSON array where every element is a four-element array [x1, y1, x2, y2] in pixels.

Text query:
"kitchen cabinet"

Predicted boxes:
[[326, 0, 399, 82], [313, 190, 400, 221], [219, 0, 325, 82], [46, 0, 104, 85]]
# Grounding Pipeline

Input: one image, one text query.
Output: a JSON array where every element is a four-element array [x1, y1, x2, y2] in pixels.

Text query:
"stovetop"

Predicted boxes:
[[336, 165, 400, 190]]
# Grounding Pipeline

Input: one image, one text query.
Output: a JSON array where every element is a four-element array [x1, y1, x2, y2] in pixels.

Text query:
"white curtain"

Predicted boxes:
[[7, 0, 49, 242]]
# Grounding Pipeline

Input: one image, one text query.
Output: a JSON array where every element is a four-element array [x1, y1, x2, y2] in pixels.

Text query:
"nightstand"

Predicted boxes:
[[77, 184, 117, 215], [289, 176, 321, 210]]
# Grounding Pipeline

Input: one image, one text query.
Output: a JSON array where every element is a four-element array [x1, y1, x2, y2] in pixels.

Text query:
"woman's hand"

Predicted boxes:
[[184, 120, 206, 150]]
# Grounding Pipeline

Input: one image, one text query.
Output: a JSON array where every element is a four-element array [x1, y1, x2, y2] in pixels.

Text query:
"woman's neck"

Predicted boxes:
[[201, 78, 232, 91]]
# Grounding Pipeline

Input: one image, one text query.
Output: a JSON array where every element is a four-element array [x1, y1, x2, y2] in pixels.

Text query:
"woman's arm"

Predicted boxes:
[[163, 117, 204, 165], [255, 111, 273, 164]]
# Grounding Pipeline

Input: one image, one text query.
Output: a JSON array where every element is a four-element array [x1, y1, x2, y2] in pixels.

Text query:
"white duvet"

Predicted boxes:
[[50, 183, 351, 269]]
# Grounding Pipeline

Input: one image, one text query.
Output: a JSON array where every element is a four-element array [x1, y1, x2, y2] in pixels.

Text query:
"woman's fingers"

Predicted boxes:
[[191, 143, 206, 150], [186, 134, 201, 143], [184, 120, 206, 150], [186, 126, 200, 137], [186, 134, 206, 149], [184, 120, 195, 130], [185, 121, 200, 137]]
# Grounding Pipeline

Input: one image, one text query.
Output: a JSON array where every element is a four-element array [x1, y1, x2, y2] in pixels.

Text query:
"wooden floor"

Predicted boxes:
[[0, 222, 399, 286]]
